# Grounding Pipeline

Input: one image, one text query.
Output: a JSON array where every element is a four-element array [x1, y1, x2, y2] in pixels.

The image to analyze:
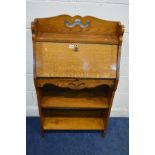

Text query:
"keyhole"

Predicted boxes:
[[74, 45, 78, 52]]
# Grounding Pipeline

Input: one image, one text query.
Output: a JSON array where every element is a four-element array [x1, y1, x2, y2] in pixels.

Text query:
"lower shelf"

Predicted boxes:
[[43, 117, 104, 130]]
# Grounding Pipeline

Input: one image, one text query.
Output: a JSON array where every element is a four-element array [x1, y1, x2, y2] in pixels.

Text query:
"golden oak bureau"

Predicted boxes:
[[31, 15, 124, 137]]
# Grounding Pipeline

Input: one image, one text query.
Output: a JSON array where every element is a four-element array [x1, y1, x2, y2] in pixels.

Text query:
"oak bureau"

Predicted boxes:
[[31, 15, 124, 137]]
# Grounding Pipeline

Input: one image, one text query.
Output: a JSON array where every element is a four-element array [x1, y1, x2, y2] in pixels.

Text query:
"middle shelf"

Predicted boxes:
[[40, 84, 111, 109], [41, 96, 109, 109]]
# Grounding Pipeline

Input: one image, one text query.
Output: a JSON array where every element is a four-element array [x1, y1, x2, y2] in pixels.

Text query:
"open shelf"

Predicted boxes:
[[41, 96, 109, 109], [43, 117, 104, 130], [41, 84, 110, 109], [36, 33, 119, 44], [42, 109, 107, 130], [41, 85, 109, 131]]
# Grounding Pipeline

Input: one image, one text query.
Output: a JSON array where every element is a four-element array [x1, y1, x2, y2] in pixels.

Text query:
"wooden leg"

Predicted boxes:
[[38, 115, 44, 137], [36, 88, 44, 137], [101, 130, 106, 138], [41, 128, 44, 137]]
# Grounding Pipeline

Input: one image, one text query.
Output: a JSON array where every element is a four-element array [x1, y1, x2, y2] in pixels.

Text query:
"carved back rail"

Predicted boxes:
[[32, 15, 124, 43]]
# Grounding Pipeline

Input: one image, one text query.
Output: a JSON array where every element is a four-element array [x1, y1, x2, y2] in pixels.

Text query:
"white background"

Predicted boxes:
[[26, 0, 129, 117]]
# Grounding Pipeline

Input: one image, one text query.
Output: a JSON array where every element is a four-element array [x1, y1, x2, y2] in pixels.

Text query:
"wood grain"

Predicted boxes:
[[41, 96, 109, 109], [31, 14, 124, 136], [43, 117, 104, 130], [34, 15, 118, 35], [32, 15, 124, 44], [36, 42, 117, 78], [36, 79, 115, 89]]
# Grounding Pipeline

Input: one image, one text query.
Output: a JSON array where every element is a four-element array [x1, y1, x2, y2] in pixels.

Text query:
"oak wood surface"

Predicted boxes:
[[41, 96, 109, 109], [43, 117, 104, 130], [32, 15, 124, 44], [31, 14, 124, 136], [36, 42, 117, 78], [34, 15, 118, 35], [36, 79, 115, 89], [35, 33, 119, 44], [36, 88, 44, 135]]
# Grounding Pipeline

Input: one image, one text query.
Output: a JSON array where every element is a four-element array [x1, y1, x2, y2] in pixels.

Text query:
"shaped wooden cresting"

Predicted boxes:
[[31, 15, 124, 137]]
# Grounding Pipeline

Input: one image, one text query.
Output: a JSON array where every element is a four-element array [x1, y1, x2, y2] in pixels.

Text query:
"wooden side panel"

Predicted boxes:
[[36, 42, 117, 78]]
